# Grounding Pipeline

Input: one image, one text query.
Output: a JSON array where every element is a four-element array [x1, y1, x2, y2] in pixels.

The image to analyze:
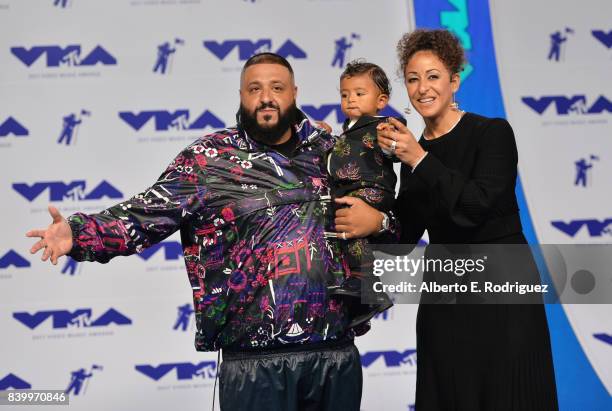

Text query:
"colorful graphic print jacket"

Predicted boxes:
[[67, 114, 355, 351]]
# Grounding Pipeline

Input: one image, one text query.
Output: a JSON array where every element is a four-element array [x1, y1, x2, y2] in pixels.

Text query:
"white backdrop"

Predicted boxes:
[[0, 1, 418, 410], [490, 0, 612, 398]]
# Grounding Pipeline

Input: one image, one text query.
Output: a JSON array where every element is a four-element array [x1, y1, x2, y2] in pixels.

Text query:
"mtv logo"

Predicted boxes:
[[12, 180, 123, 202], [551, 218, 612, 237], [592, 30, 612, 49], [137, 241, 183, 261], [593, 333, 612, 345], [13, 308, 132, 330], [135, 361, 217, 381], [0, 250, 31, 269], [0, 374, 31, 390], [300, 104, 403, 123], [203, 39, 306, 61], [361, 349, 417, 368], [522, 95, 612, 115], [0, 117, 29, 137], [11, 45, 117, 67], [118, 110, 225, 131]]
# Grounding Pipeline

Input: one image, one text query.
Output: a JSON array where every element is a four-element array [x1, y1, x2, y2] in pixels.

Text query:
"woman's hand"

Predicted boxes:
[[377, 117, 426, 168], [334, 197, 383, 239]]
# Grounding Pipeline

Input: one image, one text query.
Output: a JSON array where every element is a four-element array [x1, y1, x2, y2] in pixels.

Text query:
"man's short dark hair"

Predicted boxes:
[[241, 52, 294, 78], [340, 59, 391, 96]]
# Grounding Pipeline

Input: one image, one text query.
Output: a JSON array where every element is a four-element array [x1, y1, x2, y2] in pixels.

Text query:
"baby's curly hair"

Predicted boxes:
[[396, 29, 466, 78], [340, 59, 391, 96]]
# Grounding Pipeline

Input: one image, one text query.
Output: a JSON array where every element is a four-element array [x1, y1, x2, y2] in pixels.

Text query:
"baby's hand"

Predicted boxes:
[[315, 121, 332, 134]]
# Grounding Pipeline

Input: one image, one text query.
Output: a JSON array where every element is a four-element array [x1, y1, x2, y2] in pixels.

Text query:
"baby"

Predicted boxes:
[[324, 60, 400, 332]]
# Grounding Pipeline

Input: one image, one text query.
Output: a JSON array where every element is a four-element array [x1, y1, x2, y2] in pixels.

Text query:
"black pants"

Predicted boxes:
[[219, 339, 362, 411]]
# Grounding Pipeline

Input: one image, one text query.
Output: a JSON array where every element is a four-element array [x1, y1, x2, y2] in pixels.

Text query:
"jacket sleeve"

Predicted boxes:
[[67, 142, 209, 263], [412, 118, 518, 227]]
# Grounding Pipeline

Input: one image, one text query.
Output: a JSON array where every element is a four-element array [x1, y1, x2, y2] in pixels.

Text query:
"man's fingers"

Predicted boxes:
[[335, 208, 350, 218], [334, 196, 357, 207], [50, 249, 58, 266], [334, 217, 350, 226], [26, 229, 45, 238], [41, 246, 51, 261], [49, 205, 63, 223], [30, 239, 46, 254], [334, 226, 353, 238]]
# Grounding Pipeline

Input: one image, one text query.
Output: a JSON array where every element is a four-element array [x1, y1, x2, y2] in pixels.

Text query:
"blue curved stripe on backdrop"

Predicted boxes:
[[411, 0, 611, 409]]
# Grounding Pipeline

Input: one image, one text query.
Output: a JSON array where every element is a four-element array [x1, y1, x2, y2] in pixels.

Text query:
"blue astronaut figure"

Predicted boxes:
[[57, 113, 82, 146], [61, 257, 79, 275], [173, 303, 194, 331], [331, 36, 353, 68], [153, 42, 176, 74], [574, 156, 598, 187], [548, 30, 568, 61], [65, 368, 92, 396]]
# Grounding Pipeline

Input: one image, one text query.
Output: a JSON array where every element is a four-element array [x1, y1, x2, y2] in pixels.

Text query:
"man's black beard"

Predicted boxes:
[[239, 102, 299, 145]]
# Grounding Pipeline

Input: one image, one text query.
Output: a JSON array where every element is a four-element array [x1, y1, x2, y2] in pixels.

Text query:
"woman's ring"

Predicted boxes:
[[341, 232, 347, 240], [390, 140, 397, 152]]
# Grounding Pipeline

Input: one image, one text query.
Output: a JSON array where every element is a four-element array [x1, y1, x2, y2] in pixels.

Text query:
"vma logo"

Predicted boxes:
[[11, 45, 117, 68], [0, 117, 29, 137], [331, 33, 360, 68], [172, 303, 194, 332], [137, 241, 183, 261], [57, 110, 91, 146], [547, 28, 573, 62], [203, 39, 306, 61], [438, 0, 474, 80], [13, 308, 132, 330], [153, 39, 185, 75], [593, 333, 612, 346], [0, 250, 31, 269], [361, 349, 417, 368], [65, 365, 102, 396], [551, 218, 612, 237], [135, 362, 217, 381], [0, 374, 32, 390], [592, 30, 612, 49], [13, 180, 123, 202], [53, 0, 71, 9], [373, 310, 393, 321], [522, 95, 612, 115], [119, 110, 225, 132], [301, 104, 403, 123]]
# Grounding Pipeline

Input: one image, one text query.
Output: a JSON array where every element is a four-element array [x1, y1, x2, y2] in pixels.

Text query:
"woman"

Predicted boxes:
[[377, 29, 559, 410]]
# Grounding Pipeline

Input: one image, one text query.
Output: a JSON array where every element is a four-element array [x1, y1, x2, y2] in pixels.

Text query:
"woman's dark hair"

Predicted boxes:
[[396, 29, 466, 78], [340, 59, 391, 96]]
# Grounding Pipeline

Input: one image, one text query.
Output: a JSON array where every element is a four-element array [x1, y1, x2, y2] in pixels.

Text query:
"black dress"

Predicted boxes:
[[395, 113, 558, 410]]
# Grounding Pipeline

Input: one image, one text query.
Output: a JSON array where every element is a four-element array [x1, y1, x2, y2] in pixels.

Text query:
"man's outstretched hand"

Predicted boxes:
[[26, 205, 73, 265]]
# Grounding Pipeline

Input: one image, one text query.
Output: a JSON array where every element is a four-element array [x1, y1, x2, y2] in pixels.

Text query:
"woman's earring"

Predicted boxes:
[[404, 105, 412, 115], [450, 93, 460, 111]]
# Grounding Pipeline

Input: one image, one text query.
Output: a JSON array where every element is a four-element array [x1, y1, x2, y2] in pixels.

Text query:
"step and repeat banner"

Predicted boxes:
[[0, 1, 418, 410], [489, 1, 612, 409], [1, 0, 610, 410]]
